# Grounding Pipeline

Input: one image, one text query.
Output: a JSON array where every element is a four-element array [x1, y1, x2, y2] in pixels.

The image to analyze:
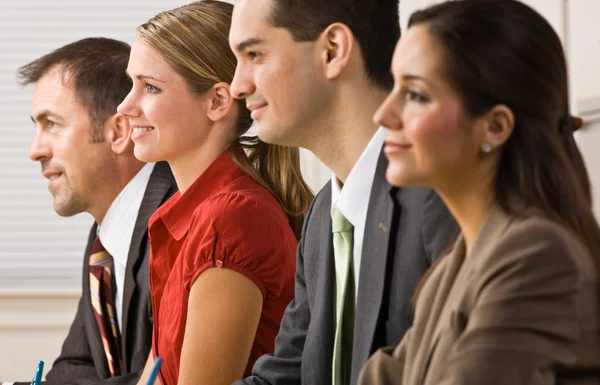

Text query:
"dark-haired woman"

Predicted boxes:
[[359, 0, 600, 384]]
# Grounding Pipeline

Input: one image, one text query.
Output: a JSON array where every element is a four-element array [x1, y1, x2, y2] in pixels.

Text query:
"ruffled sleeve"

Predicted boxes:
[[181, 191, 297, 298]]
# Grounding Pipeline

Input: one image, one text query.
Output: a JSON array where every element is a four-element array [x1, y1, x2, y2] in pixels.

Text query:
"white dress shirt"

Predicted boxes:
[[98, 162, 155, 333], [331, 127, 386, 298]]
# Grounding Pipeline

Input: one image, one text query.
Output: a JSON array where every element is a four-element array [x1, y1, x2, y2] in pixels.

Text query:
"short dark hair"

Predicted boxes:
[[268, 0, 400, 91], [18, 37, 132, 142]]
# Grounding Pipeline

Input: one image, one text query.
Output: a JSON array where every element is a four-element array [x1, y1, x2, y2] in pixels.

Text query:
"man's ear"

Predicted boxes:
[[206, 82, 235, 122], [318, 22, 354, 81], [105, 114, 133, 155]]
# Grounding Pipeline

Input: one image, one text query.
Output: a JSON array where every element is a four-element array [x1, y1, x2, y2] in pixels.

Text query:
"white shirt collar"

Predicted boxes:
[[331, 127, 386, 227], [98, 162, 155, 267]]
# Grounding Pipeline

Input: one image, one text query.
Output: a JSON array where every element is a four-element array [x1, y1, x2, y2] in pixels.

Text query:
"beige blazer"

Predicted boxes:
[[359, 204, 600, 385]]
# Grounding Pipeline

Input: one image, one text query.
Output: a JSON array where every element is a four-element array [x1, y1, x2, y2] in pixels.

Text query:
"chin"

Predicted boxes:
[[133, 146, 159, 163], [256, 122, 281, 145], [53, 199, 86, 217], [256, 121, 299, 147], [385, 165, 420, 187]]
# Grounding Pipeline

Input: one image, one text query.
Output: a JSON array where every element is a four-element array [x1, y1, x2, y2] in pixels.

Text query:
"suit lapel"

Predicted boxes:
[[120, 162, 175, 367], [350, 150, 395, 385], [309, 193, 336, 384], [418, 203, 512, 384]]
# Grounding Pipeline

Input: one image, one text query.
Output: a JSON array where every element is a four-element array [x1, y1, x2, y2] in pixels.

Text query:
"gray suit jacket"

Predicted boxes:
[[16, 162, 177, 385], [236, 150, 457, 385]]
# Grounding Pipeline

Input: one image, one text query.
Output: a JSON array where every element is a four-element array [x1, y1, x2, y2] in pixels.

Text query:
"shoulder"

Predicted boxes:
[[192, 187, 289, 233], [481, 215, 596, 288], [310, 180, 332, 213], [299, 180, 332, 239]]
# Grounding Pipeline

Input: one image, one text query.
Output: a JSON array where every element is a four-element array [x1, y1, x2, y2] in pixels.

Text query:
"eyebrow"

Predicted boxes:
[[234, 38, 265, 52], [125, 70, 166, 83], [31, 110, 63, 124], [401, 74, 435, 88]]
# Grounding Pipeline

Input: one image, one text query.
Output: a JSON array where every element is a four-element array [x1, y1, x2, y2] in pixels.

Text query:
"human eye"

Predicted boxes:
[[144, 82, 162, 94], [44, 120, 58, 130], [247, 51, 261, 61], [406, 89, 429, 103]]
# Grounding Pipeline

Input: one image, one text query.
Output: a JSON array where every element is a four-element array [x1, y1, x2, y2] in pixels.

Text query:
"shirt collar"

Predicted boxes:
[[151, 150, 245, 241], [98, 162, 156, 267], [331, 127, 386, 228]]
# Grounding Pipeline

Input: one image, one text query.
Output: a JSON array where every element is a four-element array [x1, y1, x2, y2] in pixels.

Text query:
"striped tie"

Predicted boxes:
[[89, 236, 123, 376]]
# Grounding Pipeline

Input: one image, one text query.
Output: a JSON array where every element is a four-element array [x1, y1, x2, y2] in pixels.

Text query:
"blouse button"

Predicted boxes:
[[215, 260, 224, 267]]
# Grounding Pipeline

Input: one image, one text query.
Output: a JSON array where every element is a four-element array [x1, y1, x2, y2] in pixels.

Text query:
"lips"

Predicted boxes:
[[384, 140, 413, 154], [42, 169, 63, 180], [131, 126, 155, 141], [132, 126, 155, 134]]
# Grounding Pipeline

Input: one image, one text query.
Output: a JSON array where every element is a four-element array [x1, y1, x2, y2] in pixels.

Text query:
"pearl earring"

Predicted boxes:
[[481, 143, 492, 153]]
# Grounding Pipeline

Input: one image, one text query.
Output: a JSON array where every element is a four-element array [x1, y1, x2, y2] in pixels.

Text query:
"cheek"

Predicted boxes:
[[406, 107, 464, 156]]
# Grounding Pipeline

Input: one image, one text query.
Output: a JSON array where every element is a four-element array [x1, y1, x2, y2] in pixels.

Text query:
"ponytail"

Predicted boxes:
[[232, 135, 314, 240]]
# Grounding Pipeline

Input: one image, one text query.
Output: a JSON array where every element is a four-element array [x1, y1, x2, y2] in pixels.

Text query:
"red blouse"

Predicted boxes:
[[147, 150, 297, 385]]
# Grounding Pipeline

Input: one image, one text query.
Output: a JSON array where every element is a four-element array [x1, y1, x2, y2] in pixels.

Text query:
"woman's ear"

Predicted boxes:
[[206, 82, 235, 122], [105, 113, 134, 155], [478, 104, 515, 153]]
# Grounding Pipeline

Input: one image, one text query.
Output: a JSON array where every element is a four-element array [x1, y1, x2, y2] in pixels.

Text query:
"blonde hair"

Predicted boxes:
[[138, 0, 313, 239]]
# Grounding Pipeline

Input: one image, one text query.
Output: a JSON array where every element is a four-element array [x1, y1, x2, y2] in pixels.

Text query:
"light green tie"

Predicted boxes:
[[331, 203, 355, 385]]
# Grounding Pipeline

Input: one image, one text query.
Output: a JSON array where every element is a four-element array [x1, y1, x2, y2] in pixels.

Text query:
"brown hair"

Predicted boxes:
[[268, 0, 400, 91], [138, 0, 313, 239], [17, 38, 132, 143], [409, 0, 600, 301]]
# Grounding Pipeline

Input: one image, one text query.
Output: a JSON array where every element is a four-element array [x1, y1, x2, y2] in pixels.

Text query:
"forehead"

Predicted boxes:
[[32, 67, 82, 116], [128, 38, 169, 72], [230, 0, 274, 45], [392, 24, 445, 79]]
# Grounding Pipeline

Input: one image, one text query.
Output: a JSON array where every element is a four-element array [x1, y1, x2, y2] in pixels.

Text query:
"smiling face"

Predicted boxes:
[[374, 24, 482, 189], [117, 38, 212, 164], [229, 0, 331, 148], [28, 66, 117, 217]]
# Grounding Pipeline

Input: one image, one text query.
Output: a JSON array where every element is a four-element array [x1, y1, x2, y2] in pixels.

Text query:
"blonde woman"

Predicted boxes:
[[117, 2, 313, 384]]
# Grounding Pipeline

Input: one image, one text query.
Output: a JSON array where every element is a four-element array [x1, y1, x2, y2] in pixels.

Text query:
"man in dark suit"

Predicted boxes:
[[6, 38, 176, 385], [229, 0, 458, 384]]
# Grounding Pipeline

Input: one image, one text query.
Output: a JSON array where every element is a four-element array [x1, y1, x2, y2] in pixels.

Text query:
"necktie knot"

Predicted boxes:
[[90, 237, 113, 268], [331, 203, 353, 234]]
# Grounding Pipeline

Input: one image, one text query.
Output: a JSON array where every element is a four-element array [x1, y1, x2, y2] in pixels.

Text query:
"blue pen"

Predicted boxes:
[[145, 357, 163, 385], [30, 361, 44, 385]]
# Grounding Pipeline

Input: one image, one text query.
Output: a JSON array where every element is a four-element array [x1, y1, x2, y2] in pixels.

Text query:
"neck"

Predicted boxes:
[[435, 168, 495, 256], [169, 136, 231, 194], [307, 85, 388, 183], [91, 158, 145, 224]]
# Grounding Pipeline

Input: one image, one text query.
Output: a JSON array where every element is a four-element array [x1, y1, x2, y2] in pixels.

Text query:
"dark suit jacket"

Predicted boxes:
[[16, 162, 177, 385], [235, 150, 458, 385], [359, 204, 600, 385]]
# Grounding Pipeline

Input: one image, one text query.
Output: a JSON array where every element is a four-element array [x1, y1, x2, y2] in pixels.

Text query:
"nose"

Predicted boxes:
[[373, 92, 403, 131], [28, 127, 51, 162], [117, 88, 141, 118], [230, 63, 255, 100]]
